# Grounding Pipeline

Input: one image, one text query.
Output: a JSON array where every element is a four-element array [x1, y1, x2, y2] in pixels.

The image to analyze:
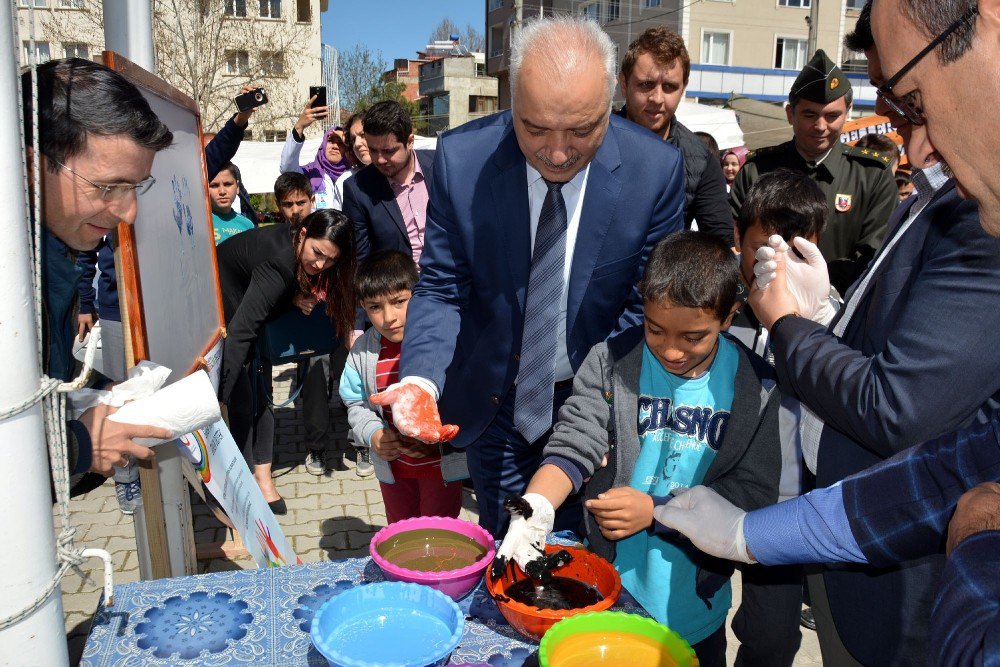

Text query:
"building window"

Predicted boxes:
[[264, 129, 287, 142], [59, 0, 85, 7], [845, 0, 865, 8], [488, 23, 504, 58], [224, 50, 249, 75], [19, 0, 48, 6], [701, 31, 730, 65], [224, 0, 247, 17], [775, 37, 808, 69], [581, 2, 601, 22], [644, 0, 661, 7], [296, 0, 309, 21], [778, 0, 811, 7], [488, 0, 503, 9], [261, 51, 284, 76], [63, 42, 89, 59], [22, 41, 50, 65], [469, 96, 498, 114], [606, 0, 620, 21], [259, 0, 280, 18]]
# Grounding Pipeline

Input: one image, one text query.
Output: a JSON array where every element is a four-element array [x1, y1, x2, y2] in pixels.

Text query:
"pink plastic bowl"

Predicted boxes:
[[370, 516, 496, 601]]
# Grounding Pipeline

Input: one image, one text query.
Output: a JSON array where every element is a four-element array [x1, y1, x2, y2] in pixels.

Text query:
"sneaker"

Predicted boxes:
[[800, 607, 817, 631], [304, 450, 325, 476], [355, 448, 374, 478], [115, 479, 142, 515]]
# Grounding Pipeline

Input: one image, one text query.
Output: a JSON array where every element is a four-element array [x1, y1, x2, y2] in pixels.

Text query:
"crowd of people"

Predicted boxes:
[[28, 0, 999, 664]]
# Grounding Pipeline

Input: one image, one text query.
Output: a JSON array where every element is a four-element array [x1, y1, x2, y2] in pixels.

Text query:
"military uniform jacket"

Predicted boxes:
[[729, 140, 898, 293]]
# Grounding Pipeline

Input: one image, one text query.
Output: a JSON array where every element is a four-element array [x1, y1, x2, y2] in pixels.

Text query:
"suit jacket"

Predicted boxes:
[[400, 110, 685, 449], [771, 181, 1000, 665], [838, 413, 1000, 665], [342, 149, 435, 264]]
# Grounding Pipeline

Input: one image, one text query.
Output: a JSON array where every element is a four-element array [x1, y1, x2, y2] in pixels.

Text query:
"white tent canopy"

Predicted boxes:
[[674, 100, 744, 150], [231, 135, 438, 194], [231, 104, 742, 194]]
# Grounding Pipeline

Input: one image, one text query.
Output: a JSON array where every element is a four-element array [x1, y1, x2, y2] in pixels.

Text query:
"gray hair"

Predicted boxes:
[[891, 0, 977, 63], [509, 15, 617, 109]]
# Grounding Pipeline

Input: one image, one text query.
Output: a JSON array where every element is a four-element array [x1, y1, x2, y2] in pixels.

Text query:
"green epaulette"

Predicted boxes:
[[745, 144, 783, 163], [845, 143, 893, 168]]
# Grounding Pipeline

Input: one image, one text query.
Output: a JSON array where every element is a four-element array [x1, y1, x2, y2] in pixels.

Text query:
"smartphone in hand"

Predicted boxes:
[[309, 85, 327, 109], [234, 88, 268, 112]]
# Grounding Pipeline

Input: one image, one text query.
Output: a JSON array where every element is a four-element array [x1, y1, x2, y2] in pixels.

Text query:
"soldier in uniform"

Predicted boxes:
[[730, 50, 898, 293]]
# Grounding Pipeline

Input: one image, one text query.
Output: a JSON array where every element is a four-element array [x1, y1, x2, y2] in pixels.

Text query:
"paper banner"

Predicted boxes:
[[177, 419, 300, 568]]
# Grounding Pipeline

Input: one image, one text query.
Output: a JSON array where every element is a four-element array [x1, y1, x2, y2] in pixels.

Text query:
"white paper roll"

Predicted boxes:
[[108, 370, 221, 446]]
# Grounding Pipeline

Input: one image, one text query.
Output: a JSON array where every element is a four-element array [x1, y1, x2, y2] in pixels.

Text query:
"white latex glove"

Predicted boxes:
[[753, 244, 780, 290], [783, 236, 838, 326], [492, 493, 555, 577], [652, 486, 755, 564], [754, 235, 837, 326]]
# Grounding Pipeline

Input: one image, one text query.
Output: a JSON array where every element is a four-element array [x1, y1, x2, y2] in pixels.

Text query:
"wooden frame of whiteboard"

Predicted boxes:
[[104, 51, 226, 579]]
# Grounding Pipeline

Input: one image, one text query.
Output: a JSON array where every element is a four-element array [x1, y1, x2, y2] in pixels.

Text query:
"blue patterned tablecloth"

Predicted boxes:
[[81, 541, 647, 666]]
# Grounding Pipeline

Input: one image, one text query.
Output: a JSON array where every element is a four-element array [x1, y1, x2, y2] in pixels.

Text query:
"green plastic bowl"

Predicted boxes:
[[538, 611, 698, 667]]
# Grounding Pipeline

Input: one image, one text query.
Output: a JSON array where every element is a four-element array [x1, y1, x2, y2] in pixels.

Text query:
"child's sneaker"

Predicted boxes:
[[115, 479, 142, 515], [304, 450, 325, 476], [355, 447, 374, 478]]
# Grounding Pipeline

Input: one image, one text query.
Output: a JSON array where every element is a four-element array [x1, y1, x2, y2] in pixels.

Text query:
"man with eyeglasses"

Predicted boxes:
[[652, 2, 1000, 664], [24, 58, 175, 495]]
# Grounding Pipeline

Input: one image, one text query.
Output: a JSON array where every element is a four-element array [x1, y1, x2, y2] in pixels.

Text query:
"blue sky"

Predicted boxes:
[[321, 1, 486, 64]]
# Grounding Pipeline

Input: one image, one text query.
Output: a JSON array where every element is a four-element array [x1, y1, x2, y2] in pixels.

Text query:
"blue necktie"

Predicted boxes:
[[514, 179, 567, 443]]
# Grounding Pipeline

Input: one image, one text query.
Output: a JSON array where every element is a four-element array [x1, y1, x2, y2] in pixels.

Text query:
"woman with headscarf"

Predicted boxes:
[[280, 94, 352, 210], [331, 111, 372, 211], [721, 147, 748, 193]]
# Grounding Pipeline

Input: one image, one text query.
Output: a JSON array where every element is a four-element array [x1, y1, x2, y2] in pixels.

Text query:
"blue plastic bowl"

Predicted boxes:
[[310, 581, 465, 667]]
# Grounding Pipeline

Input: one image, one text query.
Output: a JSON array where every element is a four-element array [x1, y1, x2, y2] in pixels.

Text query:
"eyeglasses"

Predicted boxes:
[[49, 157, 157, 201], [877, 6, 978, 126]]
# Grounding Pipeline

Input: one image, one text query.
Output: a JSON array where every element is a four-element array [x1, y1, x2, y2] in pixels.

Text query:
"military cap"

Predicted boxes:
[[789, 49, 851, 104]]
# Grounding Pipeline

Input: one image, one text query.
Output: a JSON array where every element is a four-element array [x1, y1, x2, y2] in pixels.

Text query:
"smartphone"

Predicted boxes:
[[309, 85, 327, 108], [234, 88, 268, 112]]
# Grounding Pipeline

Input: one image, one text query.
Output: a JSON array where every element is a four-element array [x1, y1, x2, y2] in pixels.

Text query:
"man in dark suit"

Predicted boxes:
[[656, 5, 1000, 665], [370, 16, 685, 536], [342, 101, 434, 266]]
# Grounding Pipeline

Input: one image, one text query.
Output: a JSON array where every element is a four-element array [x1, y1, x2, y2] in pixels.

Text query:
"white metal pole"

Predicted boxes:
[[102, 0, 155, 70], [0, 2, 70, 662], [103, 0, 197, 579]]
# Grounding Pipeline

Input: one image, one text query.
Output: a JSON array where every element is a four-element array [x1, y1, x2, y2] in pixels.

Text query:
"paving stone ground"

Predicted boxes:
[[58, 364, 821, 665]]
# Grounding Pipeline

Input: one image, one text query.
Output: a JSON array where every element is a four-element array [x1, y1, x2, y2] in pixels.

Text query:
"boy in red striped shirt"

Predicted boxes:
[[338, 250, 468, 522]]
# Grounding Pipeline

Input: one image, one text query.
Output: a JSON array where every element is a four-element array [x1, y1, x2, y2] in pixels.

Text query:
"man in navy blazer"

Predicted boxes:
[[342, 101, 435, 265], [371, 16, 685, 535]]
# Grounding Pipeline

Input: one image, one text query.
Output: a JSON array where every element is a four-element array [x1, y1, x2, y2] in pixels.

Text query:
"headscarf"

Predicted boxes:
[[721, 147, 748, 170], [302, 125, 351, 192]]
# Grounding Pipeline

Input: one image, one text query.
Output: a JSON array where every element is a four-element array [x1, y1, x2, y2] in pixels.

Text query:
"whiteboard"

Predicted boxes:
[[108, 53, 224, 385]]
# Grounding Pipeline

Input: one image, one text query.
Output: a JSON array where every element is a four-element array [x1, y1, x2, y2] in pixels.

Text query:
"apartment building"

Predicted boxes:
[[485, 0, 874, 113], [685, 0, 875, 112], [15, 0, 328, 141], [419, 52, 499, 134], [486, 0, 682, 108]]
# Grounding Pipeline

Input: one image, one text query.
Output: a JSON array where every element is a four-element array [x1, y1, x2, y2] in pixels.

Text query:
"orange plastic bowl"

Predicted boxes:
[[485, 544, 621, 642]]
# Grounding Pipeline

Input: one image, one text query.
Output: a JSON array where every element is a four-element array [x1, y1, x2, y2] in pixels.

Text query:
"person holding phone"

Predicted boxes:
[[280, 93, 352, 210]]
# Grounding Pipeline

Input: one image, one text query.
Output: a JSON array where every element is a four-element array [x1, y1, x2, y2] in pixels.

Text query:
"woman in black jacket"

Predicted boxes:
[[216, 209, 356, 512]]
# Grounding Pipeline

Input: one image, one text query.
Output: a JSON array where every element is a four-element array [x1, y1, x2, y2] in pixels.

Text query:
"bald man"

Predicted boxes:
[[373, 16, 685, 535]]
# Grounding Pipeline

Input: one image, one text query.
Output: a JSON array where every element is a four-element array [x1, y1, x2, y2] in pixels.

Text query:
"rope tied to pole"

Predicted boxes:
[[0, 0, 116, 632]]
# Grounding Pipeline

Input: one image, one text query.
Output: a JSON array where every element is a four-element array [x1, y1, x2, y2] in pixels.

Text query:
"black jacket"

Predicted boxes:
[[615, 108, 732, 245], [216, 224, 297, 403]]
